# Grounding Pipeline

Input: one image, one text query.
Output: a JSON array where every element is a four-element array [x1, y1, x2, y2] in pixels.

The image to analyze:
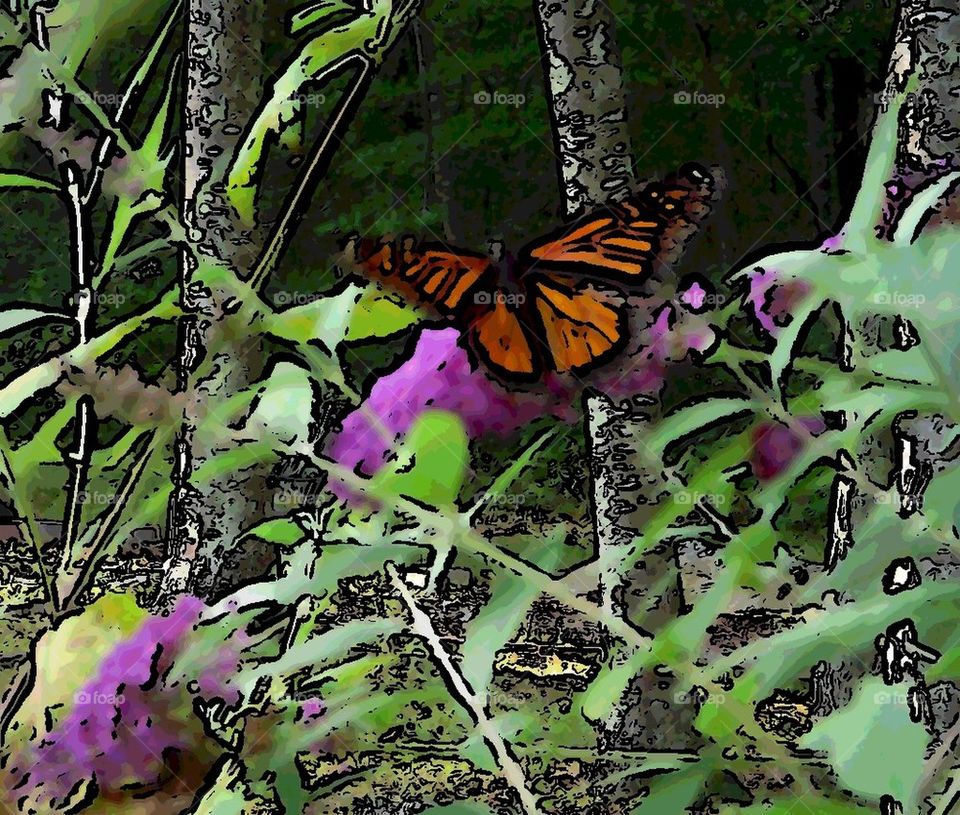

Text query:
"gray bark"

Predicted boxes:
[[532, 0, 690, 751], [532, 0, 656, 620], [162, 0, 270, 602], [532, 0, 635, 219]]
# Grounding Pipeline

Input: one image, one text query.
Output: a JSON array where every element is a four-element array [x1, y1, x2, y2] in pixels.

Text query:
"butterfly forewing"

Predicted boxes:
[[349, 238, 494, 316], [520, 163, 715, 283]]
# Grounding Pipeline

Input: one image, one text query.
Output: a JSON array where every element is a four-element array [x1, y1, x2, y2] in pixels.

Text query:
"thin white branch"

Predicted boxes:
[[825, 473, 855, 570], [39, 87, 67, 130], [386, 562, 540, 815], [30, 0, 56, 50]]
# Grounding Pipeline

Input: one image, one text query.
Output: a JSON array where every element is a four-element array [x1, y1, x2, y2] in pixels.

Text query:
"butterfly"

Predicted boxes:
[[342, 163, 716, 382]]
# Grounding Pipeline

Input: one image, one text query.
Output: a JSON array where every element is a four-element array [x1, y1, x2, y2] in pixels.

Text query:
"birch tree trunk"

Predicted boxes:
[[161, 0, 269, 601], [532, 0, 634, 220], [533, 0, 693, 751]]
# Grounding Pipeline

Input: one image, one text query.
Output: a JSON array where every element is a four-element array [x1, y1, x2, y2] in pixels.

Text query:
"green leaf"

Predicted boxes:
[[769, 296, 829, 393], [239, 617, 401, 696], [227, 0, 422, 222], [345, 284, 423, 342], [96, 54, 180, 287], [368, 410, 469, 508], [288, 0, 356, 35], [243, 360, 317, 449], [894, 171, 960, 246], [242, 517, 305, 548], [648, 398, 755, 459], [267, 282, 365, 350], [0, 306, 70, 337], [799, 677, 927, 807], [0, 171, 59, 192], [845, 83, 916, 248]]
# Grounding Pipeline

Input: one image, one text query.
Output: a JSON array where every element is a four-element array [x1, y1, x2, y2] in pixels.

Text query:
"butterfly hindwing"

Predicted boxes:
[[468, 297, 540, 381], [526, 273, 627, 375]]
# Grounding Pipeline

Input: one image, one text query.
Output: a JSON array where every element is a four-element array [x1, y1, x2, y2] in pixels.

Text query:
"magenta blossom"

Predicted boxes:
[[12, 597, 227, 806], [328, 328, 546, 476], [328, 302, 715, 483], [745, 268, 811, 337], [751, 416, 826, 481], [15, 598, 203, 799]]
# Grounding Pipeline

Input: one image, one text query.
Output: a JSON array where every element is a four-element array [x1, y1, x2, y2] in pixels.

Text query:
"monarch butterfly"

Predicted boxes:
[[342, 163, 716, 382]]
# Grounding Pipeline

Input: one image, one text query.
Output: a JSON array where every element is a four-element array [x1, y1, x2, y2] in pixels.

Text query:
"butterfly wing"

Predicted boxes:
[[467, 297, 541, 381], [346, 238, 494, 317], [520, 163, 715, 283], [344, 236, 541, 380], [525, 273, 627, 375]]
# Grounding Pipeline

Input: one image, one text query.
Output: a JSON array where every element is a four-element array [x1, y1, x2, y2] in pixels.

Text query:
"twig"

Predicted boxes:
[[249, 56, 374, 291], [308, 451, 655, 651], [56, 162, 98, 610], [61, 428, 162, 611], [29, 0, 55, 50], [385, 562, 541, 815]]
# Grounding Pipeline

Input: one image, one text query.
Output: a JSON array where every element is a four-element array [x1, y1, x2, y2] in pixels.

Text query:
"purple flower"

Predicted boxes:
[[328, 309, 716, 487], [820, 233, 846, 254], [677, 278, 710, 312], [327, 328, 545, 477], [745, 268, 810, 337], [751, 416, 826, 481], [15, 598, 210, 805], [296, 698, 325, 723]]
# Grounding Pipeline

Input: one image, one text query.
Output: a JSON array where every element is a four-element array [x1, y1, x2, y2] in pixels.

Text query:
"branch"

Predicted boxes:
[[385, 562, 541, 815]]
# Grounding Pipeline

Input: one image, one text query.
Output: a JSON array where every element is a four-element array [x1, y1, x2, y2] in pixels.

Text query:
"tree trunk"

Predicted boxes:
[[532, 0, 635, 220], [161, 0, 270, 602], [532, 0, 695, 752]]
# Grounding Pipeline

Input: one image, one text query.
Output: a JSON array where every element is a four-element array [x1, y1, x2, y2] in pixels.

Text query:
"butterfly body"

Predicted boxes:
[[343, 163, 717, 382]]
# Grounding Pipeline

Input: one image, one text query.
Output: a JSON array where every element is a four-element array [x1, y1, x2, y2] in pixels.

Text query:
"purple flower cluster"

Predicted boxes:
[[12, 598, 210, 806], [751, 417, 826, 481], [327, 290, 715, 485], [745, 267, 811, 337]]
